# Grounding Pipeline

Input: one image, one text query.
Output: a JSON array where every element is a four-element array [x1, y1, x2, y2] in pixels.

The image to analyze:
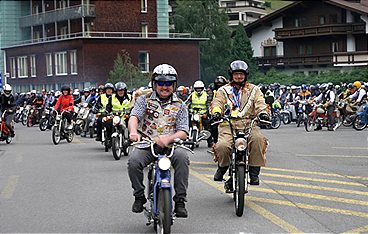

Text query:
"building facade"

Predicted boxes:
[[219, 0, 266, 26], [2, 0, 203, 92], [245, 0, 368, 75]]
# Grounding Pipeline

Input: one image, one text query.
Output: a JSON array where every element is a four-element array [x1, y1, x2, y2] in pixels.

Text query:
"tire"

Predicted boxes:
[[66, 132, 74, 143], [235, 165, 245, 217], [52, 127, 61, 145], [305, 116, 316, 132], [342, 115, 353, 127], [281, 112, 291, 125], [89, 126, 94, 138], [191, 129, 198, 146], [22, 115, 27, 126], [296, 114, 303, 127], [74, 125, 82, 135], [156, 188, 172, 234], [271, 115, 281, 129], [6, 136, 12, 144], [353, 115, 367, 131], [27, 117, 33, 127], [112, 136, 121, 160], [39, 119, 48, 131]]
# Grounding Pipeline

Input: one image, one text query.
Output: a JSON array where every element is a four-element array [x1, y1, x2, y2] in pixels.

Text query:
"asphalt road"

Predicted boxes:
[[0, 123, 367, 233]]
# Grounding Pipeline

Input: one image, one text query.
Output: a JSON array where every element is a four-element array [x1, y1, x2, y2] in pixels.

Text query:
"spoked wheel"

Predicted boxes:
[[112, 136, 122, 160], [52, 127, 61, 145], [281, 112, 291, 125], [234, 165, 246, 217], [66, 131, 74, 143], [271, 115, 281, 129], [342, 115, 354, 127], [305, 117, 316, 132], [156, 188, 172, 234], [22, 116, 28, 126], [39, 119, 49, 131], [353, 115, 367, 131]]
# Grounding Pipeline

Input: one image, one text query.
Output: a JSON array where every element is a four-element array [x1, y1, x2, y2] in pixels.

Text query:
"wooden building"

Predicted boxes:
[[245, 0, 368, 75]]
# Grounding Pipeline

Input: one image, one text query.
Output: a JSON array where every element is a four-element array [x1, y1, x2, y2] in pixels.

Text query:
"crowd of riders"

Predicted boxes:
[[0, 61, 367, 219]]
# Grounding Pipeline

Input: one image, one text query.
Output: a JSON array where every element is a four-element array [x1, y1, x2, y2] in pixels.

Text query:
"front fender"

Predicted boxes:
[[111, 132, 119, 138]]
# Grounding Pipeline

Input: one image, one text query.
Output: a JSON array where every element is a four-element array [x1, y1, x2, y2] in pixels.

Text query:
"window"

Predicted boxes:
[[141, 0, 147, 12], [55, 52, 67, 75], [141, 23, 148, 38], [319, 16, 326, 25], [298, 45, 312, 55], [329, 14, 338, 24], [228, 13, 239, 21], [10, 58, 16, 78], [70, 50, 77, 74], [33, 31, 41, 42], [294, 17, 306, 27], [332, 42, 340, 52], [46, 53, 53, 76], [264, 46, 277, 57], [17, 56, 28, 78], [32, 4, 39, 14], [138, 51, 149, 73], [30, 55, 36, 77]]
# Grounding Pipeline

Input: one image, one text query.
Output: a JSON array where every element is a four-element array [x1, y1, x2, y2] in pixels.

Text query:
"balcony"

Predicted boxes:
[[257, 54, 333, 67], [19, 4, 96, 28], [333, 51, 368, 66], [274, 23, 366, 40]]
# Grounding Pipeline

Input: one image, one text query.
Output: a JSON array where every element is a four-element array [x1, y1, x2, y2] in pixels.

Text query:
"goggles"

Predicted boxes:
[[156, 81, 174, 87]]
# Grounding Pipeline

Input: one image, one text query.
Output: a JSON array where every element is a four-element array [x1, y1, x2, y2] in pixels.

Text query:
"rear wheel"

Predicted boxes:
[[342, 115, 354, 127], [39, 119, 48, 131], [156, 188, 172, 234], [353, 115, 367, 131], [112, 136, 122, 160], [305, 117, 316, 132], [52, 127, 61, 145]]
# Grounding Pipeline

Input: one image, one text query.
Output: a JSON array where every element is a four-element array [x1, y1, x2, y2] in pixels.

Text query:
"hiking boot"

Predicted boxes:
[[249, 177, 260, 185], [314, 125, 322, 131], [214, 166, 229, 181], [132, 196, 147, 213], [249, 166, 260, 186], [174, 198, 188, 218], [224, 177, 233, 193]]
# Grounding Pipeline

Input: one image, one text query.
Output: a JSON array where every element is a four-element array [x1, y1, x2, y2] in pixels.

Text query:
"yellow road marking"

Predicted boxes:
[[342, 224, 368, 234], [261, 173, 366, 187], [249, 197, 368, 218], [252, 187, 368, 207], [332, 147, 368, 150], [190, 162, 368, 181], [191, 161, 215, 166], [1, 176, 19, 199], [190, 169, 303, 233], [296, 154, 368, 159], [262, 180, 368, 197]]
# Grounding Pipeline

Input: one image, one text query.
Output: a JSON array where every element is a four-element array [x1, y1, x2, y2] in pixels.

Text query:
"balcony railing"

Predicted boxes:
[[274, 23, 366, 39], [333, 51, 368, 66], [7, 31, 195, 47], [19, 4, 96, 28], [256, 54, 334, 66]]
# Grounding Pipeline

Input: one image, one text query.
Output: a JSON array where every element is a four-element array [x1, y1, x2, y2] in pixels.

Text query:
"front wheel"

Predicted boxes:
[[6, 136, 12, 144], [156, 188, 172, 234], [353, 115, 367, 131], [234, 165, 246, 217], [52, 127, 61, 145], [271, 115, 281, 129], [281, 112, 291, 125], [39, 118, 48, 131], [305, 116, 316, 132], [112, 136, 122, 160], [22, 115, 28, 126]]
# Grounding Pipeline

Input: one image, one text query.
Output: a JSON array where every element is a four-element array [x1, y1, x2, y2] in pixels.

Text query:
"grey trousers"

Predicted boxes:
[[127, 147, 189, 202]]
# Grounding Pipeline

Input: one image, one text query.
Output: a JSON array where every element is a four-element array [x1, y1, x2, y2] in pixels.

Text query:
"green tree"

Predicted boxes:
[[171, 0, 232, 84], [230, 23, 258, 77], [108, 50, 149, 89]]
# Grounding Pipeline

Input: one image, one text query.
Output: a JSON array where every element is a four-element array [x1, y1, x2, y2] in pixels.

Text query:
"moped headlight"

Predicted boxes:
[[193, 114, 200, 121], [113, 116, 120, 125], [235, 138, 247, 151], [158, 157, 171, 170]]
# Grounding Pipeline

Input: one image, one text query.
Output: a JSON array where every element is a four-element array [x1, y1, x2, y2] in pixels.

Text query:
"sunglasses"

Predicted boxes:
[[156, 81, 174, 87]]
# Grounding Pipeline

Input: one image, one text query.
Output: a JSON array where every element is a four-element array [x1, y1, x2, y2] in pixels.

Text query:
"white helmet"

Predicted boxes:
[[3, 84, 12, 97], [55, 91, 62, 97], [152, 64, 178, 90], [193, 80, 205, 95]]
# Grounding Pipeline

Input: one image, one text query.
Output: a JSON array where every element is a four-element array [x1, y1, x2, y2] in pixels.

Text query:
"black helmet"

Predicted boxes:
[[61, 85, 71, 93], [214, 75, 228, 87], [104, 83, 115, 91], [115, 82, 127, 91], [229, 60, 249, 77]]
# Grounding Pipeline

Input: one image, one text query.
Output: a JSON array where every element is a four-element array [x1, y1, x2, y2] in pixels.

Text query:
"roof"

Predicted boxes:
[[245, 0, 368, 32]]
